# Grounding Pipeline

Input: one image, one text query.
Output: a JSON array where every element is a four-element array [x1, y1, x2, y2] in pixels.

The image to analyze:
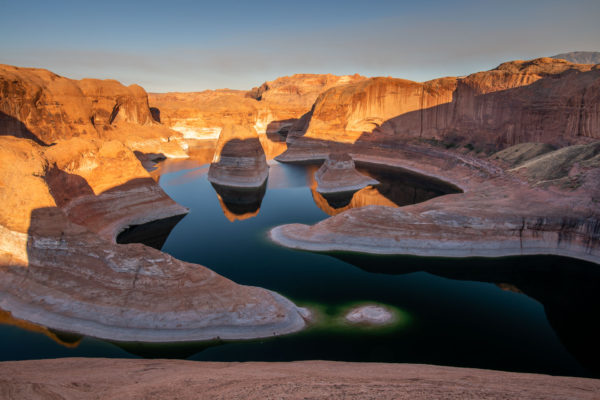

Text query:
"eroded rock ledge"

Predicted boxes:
[[271, 141, 600, 265], [0, 136, 307, 342]]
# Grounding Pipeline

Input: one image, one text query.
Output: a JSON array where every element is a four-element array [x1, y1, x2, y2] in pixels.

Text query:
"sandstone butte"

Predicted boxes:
[[314, 152, 379, 194], [1, 57, 600, 398], [208, 124, 269, 187], [272, 57, 600, 265]]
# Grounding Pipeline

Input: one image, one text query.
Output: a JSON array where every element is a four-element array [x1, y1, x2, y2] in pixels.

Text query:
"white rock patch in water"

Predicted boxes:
[[344, 305, 394, 325]]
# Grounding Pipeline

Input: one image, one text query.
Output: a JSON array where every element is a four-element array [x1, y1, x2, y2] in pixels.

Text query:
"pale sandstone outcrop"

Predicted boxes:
[[0, 136, 307, 342], [208, 124, 269, 188], [1, 358, 599, 400], [271, 142, 600, 265], [314, 152, 379, 194], [287, 58, 599, 149]]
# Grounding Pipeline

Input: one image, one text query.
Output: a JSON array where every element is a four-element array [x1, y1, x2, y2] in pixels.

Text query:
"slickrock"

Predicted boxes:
[[286, 58, 599, 150], [0, 64, 188, 157], [271, 142, 600, 265], [208, 124, 269, 188], [1, 358, 599, 400], [0, 136, 307, 342], [314, 152, 379, 194]]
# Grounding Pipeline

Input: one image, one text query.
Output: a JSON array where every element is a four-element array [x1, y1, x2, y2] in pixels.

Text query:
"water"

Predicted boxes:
[[1, 159, 598, 379]]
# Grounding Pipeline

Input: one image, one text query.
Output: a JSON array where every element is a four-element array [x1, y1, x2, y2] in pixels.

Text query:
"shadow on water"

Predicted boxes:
[[329, 251, 600, 375], [116, 214, 187, 250], [112, 339, 224, 359]]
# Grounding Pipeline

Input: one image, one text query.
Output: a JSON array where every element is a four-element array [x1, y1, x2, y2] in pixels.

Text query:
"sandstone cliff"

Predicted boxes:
[[148, 74, 366, 147], [0, 64, 187, 157], [287, 58, 599, 150]]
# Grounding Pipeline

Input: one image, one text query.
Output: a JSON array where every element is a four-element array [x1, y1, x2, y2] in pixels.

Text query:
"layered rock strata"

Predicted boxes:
[[286, 58, 599, 150], [271, 142, 600, 264], [0, 64, 188, 157], [0, 136, 307, 342], [208, 124, 269, 187], [314, 152, 379, 194]]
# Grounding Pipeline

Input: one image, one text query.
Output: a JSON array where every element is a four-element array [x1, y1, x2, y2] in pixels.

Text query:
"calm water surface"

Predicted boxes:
[[1, 159, 598, 379]]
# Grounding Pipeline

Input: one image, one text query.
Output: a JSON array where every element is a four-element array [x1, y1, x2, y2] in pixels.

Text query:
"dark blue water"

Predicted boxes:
[[1, 160, 598, 379]]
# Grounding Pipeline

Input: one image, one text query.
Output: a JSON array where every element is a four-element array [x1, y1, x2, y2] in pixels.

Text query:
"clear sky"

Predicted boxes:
[[1, 0, 598, 92]]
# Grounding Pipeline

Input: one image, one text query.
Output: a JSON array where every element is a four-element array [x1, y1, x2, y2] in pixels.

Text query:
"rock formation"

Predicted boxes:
[[0, 135, 307, 342], [284, 58, 599, 151], [148, 74, 366, 159], [271, 142, 600, 264], [314, 153, 379, 194], [208, 124, 269, 187], [0, 64, 188, 157], [344, 305, 394, 325]]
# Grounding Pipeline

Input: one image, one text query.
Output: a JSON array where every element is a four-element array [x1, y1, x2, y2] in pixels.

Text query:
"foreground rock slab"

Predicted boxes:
[[0, 358, 598, 400]]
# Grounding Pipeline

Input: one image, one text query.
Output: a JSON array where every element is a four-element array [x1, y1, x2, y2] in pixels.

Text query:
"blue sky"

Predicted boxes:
[[1, 0, 598, 92]]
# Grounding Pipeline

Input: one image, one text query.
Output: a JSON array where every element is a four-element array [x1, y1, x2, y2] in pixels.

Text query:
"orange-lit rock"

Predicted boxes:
[[288, 58, 599, 149], [208, 124, 269, 187], [0, 64, 188, 157], [0, 136, 307, 342]]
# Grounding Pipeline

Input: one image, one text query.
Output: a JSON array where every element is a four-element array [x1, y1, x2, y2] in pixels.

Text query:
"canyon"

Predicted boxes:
[[1, 55, 599, 398]]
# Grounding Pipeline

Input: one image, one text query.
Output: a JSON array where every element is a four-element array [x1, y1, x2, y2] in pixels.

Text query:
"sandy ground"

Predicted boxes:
[[0, 358, 598, 399]]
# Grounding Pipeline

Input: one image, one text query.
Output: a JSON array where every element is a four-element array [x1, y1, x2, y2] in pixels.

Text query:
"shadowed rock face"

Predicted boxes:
[[208, 125, 269, 188], [314, 153, 379, 194], [288, 58, 600, 150], [0, 136, 307, 342]]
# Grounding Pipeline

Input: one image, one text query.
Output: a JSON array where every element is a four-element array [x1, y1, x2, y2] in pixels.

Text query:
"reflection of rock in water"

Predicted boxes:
[[116, 214, 186, 250], [321, 191, 355, 208], [330, 252, 600, 376], [114, 339, 223, 359], [355, 163, 462, 207], [309, 162, 460, 216], [0, 310, 82, 348], [211, 181, 267, 222]]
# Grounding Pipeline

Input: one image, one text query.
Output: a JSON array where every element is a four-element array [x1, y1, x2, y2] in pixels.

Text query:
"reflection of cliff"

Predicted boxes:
[[0, 310, 82, 348], [332, 253, 600, 376], [211, 182, 267, 222], [309, 164, 460, 216]]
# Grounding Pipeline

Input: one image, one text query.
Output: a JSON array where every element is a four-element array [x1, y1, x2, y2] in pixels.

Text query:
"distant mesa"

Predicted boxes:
[[208, 124, 269, 188], [315, 153, 379, 194], [551, 51, 600, 65]]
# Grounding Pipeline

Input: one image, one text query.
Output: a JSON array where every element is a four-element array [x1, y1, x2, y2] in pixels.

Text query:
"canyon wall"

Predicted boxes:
[[148, 73, 366, 140], [0, 64, 187, 157], [290, 58, 600, 151]]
